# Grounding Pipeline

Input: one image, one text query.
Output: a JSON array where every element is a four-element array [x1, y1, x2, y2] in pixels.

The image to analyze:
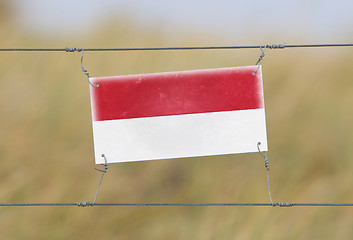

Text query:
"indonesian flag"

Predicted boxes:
[[90, 66, 267, 164]]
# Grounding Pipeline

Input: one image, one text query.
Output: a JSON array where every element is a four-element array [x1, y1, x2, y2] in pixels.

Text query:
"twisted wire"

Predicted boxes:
[[80, 49, 99, 87], [257, 142, 274, 206]]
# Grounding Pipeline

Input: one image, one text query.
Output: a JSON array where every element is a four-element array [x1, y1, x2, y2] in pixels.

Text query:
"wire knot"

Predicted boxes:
[[267, 44, 286, 49], [76, 202, 93, 207], [82, 66, 91, 79], [252, 46, 267, 75], [273, 202, 293, 207], [65, 47, 82, 52], [95, 154, 108, 173], [264, 159, 270, 170], [257, 142, 270, 170]]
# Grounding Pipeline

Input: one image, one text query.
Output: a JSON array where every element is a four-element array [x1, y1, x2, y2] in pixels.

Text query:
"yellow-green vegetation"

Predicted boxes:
[[1, 10, 353, 240]]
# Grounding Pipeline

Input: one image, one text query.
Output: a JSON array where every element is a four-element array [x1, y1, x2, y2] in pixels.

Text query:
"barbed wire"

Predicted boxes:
[[0, 43, 352, 52], [1, 202, 353, 207]]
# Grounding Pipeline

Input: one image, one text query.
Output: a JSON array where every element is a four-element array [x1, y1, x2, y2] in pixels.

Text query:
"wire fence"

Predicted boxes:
[[0, 43, 352, 52], [1, 202, 353, 207], [1, 42, 353, 207]]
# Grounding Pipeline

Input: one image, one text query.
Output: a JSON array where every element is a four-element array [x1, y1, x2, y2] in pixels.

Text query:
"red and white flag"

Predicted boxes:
[[90, 66, 267, 164]]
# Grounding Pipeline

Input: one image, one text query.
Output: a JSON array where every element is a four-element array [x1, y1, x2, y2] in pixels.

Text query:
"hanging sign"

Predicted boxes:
[[90, 66, 267, 164]]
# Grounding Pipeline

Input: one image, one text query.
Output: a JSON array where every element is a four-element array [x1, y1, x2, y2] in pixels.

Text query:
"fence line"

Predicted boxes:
[[0, 43, 353, 52]]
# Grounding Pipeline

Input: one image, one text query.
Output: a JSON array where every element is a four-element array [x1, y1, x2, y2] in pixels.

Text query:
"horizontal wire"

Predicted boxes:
[[93, 203, 353, 207], [1, 202, 353, 207], [0, 43, 353, 52], [0, 203, 78, 206]]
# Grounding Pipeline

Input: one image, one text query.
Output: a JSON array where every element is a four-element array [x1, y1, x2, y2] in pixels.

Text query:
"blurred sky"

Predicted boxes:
[[10, 0, 353, 43]]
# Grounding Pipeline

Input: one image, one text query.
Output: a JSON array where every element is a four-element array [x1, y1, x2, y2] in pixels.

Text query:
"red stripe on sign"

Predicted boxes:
[[90, 66, 263, 121]]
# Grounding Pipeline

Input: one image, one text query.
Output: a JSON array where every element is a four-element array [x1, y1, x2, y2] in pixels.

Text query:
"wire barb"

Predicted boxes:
[[266, 43, 286, 49], [80, 49, 99, 87], [276, 202, 294, 207], [65, 47, 82, 53], [76, 202, 93, 207], [92, 154, 109, 206]]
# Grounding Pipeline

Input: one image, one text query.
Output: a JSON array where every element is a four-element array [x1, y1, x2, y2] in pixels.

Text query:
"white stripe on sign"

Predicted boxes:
[[92, 109, 267, 164]]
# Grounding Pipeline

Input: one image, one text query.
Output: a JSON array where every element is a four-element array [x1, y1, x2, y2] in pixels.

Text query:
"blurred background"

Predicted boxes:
[[1, 0, 353, 239]]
